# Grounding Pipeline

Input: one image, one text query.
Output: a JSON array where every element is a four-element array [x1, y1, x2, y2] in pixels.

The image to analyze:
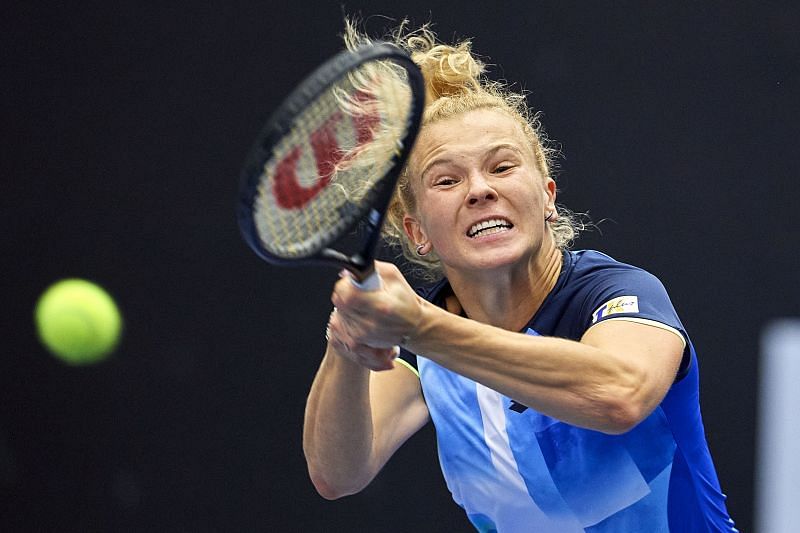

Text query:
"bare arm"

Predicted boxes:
[[331, 261, 684, 435], [410, 304, 683, 433], [303, 343, 428, 499]]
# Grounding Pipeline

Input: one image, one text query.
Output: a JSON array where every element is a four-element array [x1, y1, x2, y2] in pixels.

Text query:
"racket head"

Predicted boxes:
[[237, 42, 425, 277]]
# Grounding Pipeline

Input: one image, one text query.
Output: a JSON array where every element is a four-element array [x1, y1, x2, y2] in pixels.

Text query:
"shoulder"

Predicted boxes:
[[565, 250, 694, 379], [559, 249, 684, 333], [556, 250, 662, 302], [570, 249, 657, 278], [566, 250, 669, 295]]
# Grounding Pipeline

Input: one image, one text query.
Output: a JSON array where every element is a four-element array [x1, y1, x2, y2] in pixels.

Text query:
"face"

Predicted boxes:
[[403, 108, 557, 276]]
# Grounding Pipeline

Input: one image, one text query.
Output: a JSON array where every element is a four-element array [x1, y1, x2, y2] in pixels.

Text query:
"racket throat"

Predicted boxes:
[[318, 249, 374, 281]]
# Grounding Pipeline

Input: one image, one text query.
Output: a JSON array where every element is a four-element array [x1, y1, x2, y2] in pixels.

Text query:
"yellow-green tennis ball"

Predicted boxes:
[[34, 279, 122, 365]]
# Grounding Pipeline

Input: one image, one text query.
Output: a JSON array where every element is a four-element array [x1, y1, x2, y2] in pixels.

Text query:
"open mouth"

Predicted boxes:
[[467, 218, 514, 238]]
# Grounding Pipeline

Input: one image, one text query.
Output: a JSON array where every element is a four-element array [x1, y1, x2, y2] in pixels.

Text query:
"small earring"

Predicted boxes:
[[415, 243, 429, 256], [545, 211, 555, 222]]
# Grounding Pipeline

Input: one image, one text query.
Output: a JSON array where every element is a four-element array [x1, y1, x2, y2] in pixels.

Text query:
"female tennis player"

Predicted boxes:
[[303, 20, 737, 532]]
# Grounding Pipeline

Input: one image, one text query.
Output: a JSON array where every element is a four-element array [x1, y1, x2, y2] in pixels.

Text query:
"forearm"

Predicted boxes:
[[303, 347, 378, 498], [408, 301, 647, 433]]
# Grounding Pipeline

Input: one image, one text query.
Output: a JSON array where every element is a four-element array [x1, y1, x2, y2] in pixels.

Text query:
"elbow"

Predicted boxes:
[[307, 467, 368, 501], [303, 439, 375, 500], [598, 360, 668, 435], [594, 380, 653, 435], [599, 400, 645, 435], [310, 474, 347, 500]]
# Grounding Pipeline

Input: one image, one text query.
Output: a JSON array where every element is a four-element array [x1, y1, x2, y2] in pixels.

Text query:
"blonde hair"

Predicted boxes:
[[344, 19, 581, 279]]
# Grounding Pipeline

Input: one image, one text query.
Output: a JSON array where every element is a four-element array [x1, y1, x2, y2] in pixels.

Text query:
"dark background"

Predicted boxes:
[[2, 1, 798, 531]]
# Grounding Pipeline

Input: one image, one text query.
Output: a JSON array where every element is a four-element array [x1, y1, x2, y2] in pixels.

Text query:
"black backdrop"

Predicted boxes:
[[2, 1, 798, 531]]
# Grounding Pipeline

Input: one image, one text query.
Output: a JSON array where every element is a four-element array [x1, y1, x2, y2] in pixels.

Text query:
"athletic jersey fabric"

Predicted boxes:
[[398, 250, 736, 532]]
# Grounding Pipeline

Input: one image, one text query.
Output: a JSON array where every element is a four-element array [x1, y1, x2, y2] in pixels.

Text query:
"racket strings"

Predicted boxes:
[[259, 88, 348, 252], [254, 59, 413, 258]]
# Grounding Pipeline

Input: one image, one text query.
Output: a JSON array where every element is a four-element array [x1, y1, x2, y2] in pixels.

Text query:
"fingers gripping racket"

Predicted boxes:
[[237, 43, 425, 290]]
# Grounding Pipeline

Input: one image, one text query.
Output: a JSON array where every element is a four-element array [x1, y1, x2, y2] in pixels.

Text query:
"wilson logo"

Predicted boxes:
[[273, 92, 380, 209]]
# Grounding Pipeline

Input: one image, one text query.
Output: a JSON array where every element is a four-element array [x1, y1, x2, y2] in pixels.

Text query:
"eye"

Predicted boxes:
[[492, 163, 516, 174], [433, 176, 459, 187]]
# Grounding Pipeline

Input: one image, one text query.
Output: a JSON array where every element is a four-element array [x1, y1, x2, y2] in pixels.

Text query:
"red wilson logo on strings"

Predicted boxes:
[[272, 92, 381, 209]]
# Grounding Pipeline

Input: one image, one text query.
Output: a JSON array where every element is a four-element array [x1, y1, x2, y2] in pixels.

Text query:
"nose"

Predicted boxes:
[[466, 172, 498, 206]]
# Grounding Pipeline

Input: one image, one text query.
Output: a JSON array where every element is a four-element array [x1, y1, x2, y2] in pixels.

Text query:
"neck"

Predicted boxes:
[[445, 239, 563, 331]]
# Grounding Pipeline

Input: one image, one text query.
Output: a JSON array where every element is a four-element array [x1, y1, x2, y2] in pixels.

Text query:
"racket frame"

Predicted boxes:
[[237, 42, 425, 283]]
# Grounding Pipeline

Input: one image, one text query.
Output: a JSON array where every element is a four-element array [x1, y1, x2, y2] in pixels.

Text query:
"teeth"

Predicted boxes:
[[468, 218, 512, 238]]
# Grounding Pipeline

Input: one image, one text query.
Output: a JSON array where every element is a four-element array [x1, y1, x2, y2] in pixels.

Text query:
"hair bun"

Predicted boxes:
[[407, 36, 485, 104]]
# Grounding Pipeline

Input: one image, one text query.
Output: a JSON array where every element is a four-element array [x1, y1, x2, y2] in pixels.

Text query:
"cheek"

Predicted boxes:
[[415, 192, 445, 226], [417, 202, 457, 246]]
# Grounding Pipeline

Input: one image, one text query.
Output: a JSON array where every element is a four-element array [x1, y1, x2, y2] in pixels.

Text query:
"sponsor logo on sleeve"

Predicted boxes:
[[591, 295, 639, 324]]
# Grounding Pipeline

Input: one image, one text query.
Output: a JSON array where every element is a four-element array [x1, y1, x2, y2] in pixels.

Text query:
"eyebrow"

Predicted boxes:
[[420, 143, 524, 181]]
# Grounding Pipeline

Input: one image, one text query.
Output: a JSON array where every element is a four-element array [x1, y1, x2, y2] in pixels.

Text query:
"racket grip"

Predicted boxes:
[[351, 270, 382, 291]]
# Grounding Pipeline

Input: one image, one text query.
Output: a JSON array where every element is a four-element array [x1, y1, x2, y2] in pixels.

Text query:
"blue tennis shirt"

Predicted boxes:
[[398, 250, 736, 532]]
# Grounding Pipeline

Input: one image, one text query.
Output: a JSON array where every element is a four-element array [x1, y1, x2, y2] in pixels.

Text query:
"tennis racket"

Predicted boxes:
[[237, 42, 425, 290]]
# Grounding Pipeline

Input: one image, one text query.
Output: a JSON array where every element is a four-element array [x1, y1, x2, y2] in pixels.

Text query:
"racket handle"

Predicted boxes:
[[350, 269, 382, 291], [348, 269, 400, 356]]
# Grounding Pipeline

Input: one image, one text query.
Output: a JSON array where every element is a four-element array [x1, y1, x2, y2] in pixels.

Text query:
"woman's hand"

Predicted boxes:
[[326, 261, 424, 371]]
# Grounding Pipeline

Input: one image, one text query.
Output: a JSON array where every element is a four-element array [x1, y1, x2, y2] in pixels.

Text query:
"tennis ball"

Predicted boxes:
[[34, 279, 122, 365]]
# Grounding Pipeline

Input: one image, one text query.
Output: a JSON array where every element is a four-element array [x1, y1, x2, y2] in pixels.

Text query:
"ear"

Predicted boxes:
[[403, 213, 427, 247], [544, 178, 557, 219]]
